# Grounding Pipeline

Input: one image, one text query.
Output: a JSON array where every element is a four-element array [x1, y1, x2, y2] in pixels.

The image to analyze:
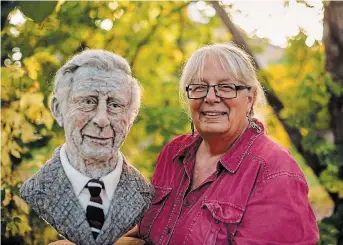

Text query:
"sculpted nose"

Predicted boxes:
[[92, 102, 110, 128]]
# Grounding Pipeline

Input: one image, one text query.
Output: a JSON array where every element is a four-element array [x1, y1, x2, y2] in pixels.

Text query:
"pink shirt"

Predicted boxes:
[[139, 121, 319, 245]]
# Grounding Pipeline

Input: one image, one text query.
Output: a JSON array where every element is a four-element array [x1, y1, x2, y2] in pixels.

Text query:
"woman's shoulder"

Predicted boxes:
[[249, 134, 305, 178]]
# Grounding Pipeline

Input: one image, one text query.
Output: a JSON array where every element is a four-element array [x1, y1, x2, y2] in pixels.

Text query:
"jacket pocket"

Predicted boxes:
[[202, 201, 244, 245], [139, 186, 172, 239]]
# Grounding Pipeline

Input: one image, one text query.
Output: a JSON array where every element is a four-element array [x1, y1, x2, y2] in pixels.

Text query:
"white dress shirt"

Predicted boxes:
[[60, 144, 123, 217]]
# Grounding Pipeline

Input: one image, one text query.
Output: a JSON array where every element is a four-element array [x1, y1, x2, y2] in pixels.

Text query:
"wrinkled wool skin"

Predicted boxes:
[[61, 67, 132, 179]]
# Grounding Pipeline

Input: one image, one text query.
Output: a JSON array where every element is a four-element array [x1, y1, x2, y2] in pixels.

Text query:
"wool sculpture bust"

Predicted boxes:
[[20, 49, 153, 245]]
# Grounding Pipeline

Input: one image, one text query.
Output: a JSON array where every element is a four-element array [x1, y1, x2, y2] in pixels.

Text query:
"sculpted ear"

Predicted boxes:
[[50, 97, 64, 127]]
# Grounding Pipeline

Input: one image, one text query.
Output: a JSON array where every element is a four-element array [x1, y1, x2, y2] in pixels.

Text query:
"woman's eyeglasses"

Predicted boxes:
[[185, 83, 251, 99]]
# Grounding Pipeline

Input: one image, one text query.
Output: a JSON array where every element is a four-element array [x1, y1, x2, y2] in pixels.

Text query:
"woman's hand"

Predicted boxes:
[[123, 225, 139, 238], [48, 226, 142, 245], [116, 226, 144, 245], [48, 238, 144, 245], [114, 237, 145, 245]]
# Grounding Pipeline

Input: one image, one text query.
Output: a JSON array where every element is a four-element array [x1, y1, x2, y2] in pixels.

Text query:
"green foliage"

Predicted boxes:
[[17, 1, 58, 23], [264, 33, 343, 243], [1, 1, 340, 244], [317, 221, 338, 245], [1, 1, 224, 243]]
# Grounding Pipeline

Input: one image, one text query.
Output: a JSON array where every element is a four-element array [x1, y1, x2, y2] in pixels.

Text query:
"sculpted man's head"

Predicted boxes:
[[50, 49, 141, 178]]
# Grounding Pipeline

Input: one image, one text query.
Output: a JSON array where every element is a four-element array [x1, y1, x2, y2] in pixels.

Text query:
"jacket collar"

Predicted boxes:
[[172, 120, 264, 174]]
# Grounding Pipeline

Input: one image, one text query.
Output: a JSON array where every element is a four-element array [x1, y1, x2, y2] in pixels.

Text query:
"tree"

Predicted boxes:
[[212, 1, 343, 244], [1, 1, 339, 244], [323, 2, 343, 244]]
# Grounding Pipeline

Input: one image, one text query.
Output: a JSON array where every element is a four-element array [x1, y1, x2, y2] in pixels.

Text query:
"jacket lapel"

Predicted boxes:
[[34, 148, 96, 245], [95, 160, 148, 245]]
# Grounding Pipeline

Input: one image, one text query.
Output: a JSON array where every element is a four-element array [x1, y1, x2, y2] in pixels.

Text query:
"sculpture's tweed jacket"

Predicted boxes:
[[21, 147, 154, 245]]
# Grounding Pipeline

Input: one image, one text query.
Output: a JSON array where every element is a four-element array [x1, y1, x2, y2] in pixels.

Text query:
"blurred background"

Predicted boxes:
[[1, 1, 342, 244]]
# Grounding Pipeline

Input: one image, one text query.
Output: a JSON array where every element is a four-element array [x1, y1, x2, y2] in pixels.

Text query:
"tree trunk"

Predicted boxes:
[[211, 1, 325, 177], [212, 1, 343, 243], [323, 2, 343, 244], [324, 2, 343, 151]]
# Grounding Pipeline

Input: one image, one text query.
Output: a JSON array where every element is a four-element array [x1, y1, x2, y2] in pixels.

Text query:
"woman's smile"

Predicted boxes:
[[200, 110, 229, 121]]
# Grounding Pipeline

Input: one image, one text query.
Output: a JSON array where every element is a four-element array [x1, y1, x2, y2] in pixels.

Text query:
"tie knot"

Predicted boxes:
[[86, 179, 104, 196]]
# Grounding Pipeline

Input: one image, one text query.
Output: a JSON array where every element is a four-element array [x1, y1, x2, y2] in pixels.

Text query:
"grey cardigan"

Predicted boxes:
[[21, 147, 154, 245]]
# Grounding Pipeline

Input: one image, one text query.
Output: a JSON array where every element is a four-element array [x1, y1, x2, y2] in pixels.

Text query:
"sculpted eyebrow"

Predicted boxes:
[[72, 92, 98, 100]]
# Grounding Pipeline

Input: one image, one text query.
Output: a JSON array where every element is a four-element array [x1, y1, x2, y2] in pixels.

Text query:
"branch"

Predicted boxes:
[[211, 1, 283, 113], [130, 2, 190, 68]]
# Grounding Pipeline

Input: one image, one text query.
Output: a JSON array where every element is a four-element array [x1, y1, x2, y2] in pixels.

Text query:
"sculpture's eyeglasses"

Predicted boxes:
[[185, 83, 251, 99]]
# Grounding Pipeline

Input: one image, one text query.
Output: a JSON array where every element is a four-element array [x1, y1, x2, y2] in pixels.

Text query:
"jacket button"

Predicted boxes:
[[166, 227, 171, 234]]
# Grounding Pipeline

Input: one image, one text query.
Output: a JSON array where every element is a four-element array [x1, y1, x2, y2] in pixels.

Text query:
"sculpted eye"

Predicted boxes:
[[81, 98, 97, 105], [108, 102, 122, 109]]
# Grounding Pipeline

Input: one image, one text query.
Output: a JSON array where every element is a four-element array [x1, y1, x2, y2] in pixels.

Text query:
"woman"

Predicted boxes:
[[136, 43, 319, 244]]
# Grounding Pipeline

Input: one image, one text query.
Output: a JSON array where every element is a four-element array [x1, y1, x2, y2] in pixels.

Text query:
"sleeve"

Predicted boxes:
[[234, 174, 319, 245]]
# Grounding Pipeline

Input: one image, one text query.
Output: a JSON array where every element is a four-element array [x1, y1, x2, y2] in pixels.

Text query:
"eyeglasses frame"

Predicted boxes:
[[185, 83, 252, 99]]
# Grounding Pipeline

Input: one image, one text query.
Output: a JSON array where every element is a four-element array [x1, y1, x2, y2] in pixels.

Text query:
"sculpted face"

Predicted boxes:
[[61, 67, 131, 165]]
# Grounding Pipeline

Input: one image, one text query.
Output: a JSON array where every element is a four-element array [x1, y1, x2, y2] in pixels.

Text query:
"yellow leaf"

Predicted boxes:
[[300, 128, 309, 136], [9, 140, 23, 158], [11, 148, 21, 158], [2, 188, 12, 206], [173, 50, 183, 63], [42, 226, 59, 244], [6, 221, 19, 237], [20, 93, 44, 110], [21, 123, 36, 143], [23, 57, 41, 80], [1, 146, 11, 169], [17, 214, 32, 235], [41, 110, 54, 130], [29, 81, 40, 93], [13, 195, 30, 215], [86, 32, 105, 48]]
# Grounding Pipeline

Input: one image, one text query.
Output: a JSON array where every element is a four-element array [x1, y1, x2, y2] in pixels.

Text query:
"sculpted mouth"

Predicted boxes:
[[84, 135, 113, 140], [83, 135, 114, 146]]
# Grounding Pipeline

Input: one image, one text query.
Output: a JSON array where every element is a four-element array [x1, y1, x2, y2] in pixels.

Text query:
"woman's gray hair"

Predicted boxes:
[[179, 42, 266, 118], [52, 49, 141, 125]]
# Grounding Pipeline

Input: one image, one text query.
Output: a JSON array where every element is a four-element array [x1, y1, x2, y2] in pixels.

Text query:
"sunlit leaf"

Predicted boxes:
[[18, 1, 57, 23], [2, 189, 12, 206]]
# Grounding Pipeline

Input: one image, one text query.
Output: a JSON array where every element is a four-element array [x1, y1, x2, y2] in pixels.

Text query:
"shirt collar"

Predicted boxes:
[[100, 152, 123, 201], [60, 144, 123, 200], [172, 120, 264, 173], [172, 134, 202, 162]]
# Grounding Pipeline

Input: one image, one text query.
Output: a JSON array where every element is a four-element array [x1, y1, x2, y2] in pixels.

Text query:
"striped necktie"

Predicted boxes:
[[86, 179, 105, 239]]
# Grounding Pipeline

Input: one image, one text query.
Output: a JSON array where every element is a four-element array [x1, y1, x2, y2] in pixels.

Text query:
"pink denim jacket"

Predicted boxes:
[[139, 121, 319, 245]]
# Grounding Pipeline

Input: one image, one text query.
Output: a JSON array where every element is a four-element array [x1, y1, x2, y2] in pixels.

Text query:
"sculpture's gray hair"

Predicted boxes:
[[51, 49, 141, 125]]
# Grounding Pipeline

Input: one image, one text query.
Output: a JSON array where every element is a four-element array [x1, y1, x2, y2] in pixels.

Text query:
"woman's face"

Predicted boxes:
[[188, 57, 254, 139]]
